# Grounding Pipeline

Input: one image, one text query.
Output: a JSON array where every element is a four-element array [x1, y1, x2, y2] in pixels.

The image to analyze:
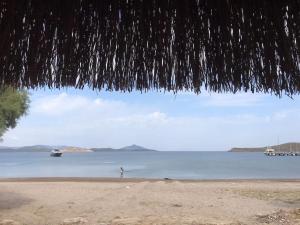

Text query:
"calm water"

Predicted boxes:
[[0, 151, 300, 179]]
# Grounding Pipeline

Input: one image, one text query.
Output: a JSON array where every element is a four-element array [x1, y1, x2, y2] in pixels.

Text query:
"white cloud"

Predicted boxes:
[[32, 93, 83, 115], [31, 93, 127, 117], [201, 92, 265, 107], [2, 92, 300, 151]]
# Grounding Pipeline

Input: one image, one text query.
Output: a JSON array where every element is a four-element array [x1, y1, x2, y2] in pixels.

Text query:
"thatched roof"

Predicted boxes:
[[0, 0, 300, 95]]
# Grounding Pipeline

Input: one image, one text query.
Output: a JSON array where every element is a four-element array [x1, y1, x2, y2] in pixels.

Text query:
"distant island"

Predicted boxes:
[[91, 144, 156, 152], [0, 144, 157, 153], [229, 142, 300, 152]]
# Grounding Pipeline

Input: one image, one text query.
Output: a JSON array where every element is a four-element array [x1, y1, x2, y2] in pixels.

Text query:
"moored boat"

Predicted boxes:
[[50, 149, 63, 157], [264, 148, 275, 156]]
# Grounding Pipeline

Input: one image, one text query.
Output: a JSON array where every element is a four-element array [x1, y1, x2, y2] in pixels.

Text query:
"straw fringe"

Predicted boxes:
[[0, 0, 299, 95]]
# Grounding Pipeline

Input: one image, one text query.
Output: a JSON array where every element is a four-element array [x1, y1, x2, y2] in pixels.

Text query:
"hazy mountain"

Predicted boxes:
[[0, 144, 157, 152], [0, 146, 14, 149], [60, 146, 93, 153], [120, 144, 155, 151], [0, 145, 52, 152], [17, 145, 53, 152], [92, 145, 156, 152], [229, 142, 300, 152], [90, 148, 117, 152]]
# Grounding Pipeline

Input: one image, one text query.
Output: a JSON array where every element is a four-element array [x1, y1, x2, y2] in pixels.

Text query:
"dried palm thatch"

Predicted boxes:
[[0, 0, 300, 95]]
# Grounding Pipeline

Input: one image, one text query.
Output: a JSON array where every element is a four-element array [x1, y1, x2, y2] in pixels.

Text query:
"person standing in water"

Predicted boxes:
[[120, 167, 124, 178]]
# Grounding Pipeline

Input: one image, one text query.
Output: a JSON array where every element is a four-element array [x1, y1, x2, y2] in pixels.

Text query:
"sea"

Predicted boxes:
[[0, 151, 300, 179]]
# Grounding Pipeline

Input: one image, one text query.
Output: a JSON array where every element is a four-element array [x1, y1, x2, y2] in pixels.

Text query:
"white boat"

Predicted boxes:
[[50, 149, 63, 157], [264, 147, 275, 156]]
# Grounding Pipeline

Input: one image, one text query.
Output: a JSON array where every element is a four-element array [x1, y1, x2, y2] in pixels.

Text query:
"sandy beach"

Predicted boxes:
[[0, 179, 299, 225]]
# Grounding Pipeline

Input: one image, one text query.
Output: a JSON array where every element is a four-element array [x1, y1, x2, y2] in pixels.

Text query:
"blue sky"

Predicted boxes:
[[2, 88, 300, 151]]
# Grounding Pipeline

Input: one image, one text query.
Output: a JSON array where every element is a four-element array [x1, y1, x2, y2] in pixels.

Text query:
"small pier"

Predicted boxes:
[[265, 152, 300, 156], [264, 147, 300, 156]]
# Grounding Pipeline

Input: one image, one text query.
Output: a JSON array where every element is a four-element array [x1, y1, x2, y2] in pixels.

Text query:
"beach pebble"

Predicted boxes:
[[125, 186, 130, 189], [62, 217, 88, 224], [111, 217, 141, 225], [0, 220, 21, 225]]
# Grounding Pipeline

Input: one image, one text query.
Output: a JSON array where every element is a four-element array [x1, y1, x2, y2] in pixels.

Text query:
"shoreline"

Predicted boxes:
[[1, 177, 300, 183]]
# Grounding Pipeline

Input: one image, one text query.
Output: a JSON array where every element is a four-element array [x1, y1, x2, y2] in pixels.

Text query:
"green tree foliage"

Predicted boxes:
[[0, 88, 30, 139]]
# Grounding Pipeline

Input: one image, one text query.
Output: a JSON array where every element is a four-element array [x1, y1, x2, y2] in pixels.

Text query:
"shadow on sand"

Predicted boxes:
[[0, 191, 32, 210]]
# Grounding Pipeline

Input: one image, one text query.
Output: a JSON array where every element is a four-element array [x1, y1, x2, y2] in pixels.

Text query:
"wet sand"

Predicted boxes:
[[0, 178, 299, 225]]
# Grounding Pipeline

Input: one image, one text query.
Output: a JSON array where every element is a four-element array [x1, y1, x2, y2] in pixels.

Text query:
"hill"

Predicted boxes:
[[0, 144, 156, 152], [120, 144, 156, 151], [0, 145, 53, 152], [91, 145, 156, 152], [60, 146, 93, 153], [229, 142, 300, 152]]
